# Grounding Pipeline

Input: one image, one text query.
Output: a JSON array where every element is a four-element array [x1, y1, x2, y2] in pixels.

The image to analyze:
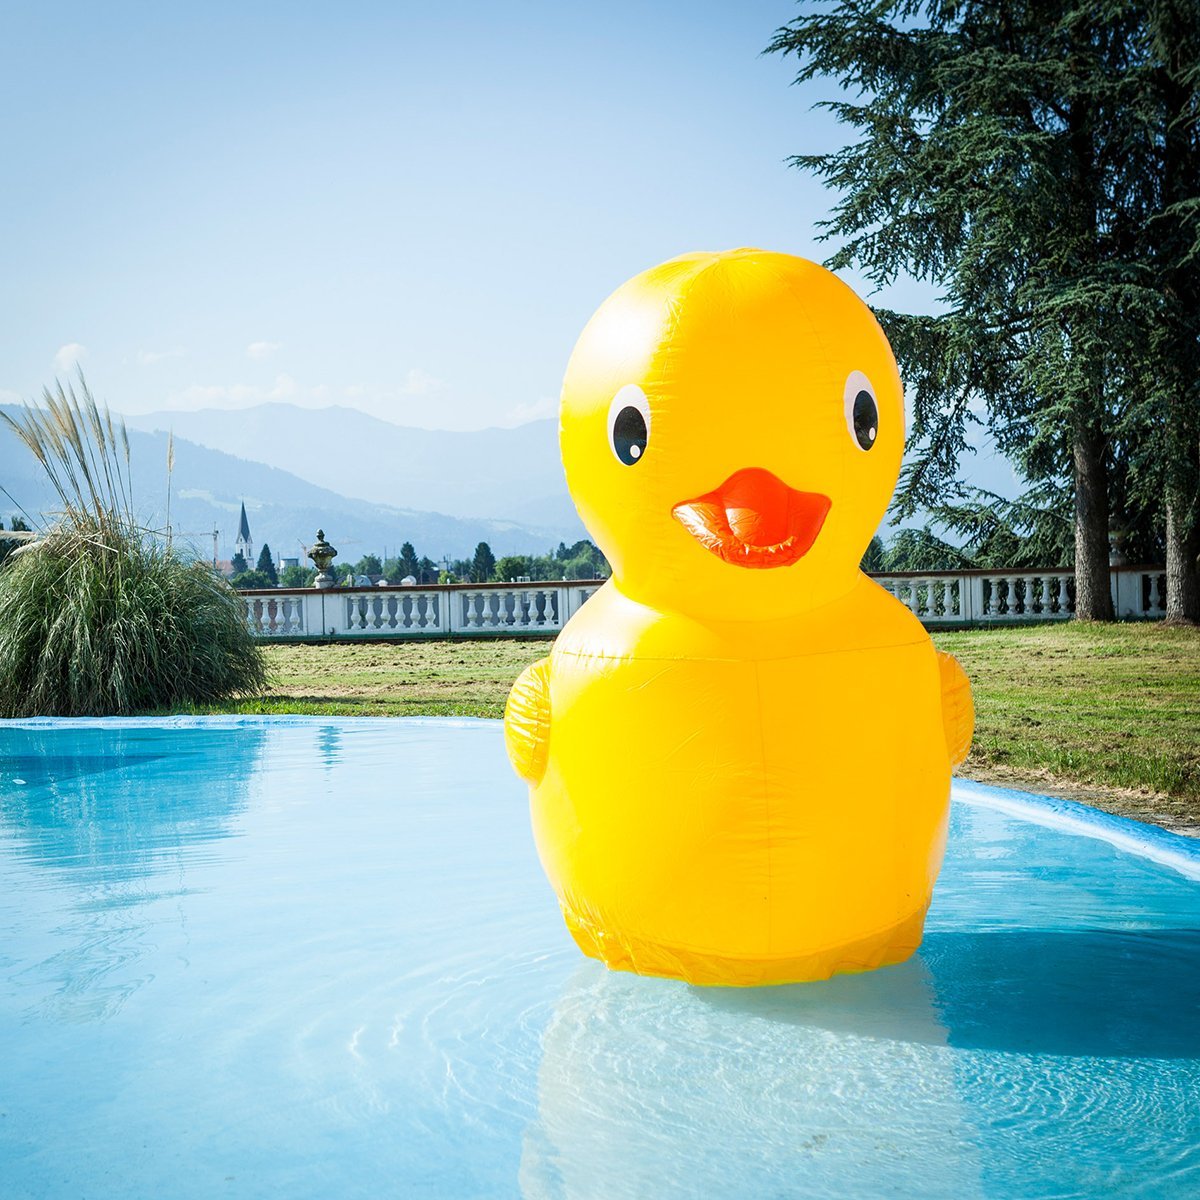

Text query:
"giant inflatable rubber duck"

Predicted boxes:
[[505, 249, 973, 986]]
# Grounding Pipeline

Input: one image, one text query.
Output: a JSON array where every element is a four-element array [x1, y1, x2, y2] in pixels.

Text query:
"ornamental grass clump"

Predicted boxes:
[[0, 377, 266, 715]]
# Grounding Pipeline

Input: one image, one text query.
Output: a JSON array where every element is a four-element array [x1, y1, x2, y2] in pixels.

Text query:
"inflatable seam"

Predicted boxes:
[[564, 901, 932, 964], [552, 637, 929, 667]]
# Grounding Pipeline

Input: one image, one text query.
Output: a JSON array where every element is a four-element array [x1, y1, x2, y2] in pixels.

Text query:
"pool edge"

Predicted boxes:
[[953, 778, 1200, 880]]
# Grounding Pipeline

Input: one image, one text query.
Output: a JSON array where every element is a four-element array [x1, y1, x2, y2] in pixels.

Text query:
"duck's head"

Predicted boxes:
[[560, 249, 904, 622]]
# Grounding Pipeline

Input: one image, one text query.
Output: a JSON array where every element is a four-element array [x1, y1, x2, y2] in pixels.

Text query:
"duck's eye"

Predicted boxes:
[[608, 384, 650, 466], [843, 370, 878, 452]]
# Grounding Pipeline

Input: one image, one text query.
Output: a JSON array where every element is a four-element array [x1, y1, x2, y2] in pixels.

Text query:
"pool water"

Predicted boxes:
[[1, 718, 1197, 1199]]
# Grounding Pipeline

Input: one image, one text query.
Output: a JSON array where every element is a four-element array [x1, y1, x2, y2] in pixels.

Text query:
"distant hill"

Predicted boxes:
[[122, 402, 1021, 540], [0, 406, 587, 563], [122, 404, 580, 531], [3, 399, 1022, 565]]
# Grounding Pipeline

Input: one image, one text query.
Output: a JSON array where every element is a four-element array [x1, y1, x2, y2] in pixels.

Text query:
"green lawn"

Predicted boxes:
[[199, 623, 1200, 832], [934, 622, 1199, 831]]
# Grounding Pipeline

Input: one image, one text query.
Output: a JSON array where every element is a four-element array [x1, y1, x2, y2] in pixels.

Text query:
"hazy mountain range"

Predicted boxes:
[[2, 399, 1020, 565], [0, 404, 586, 564], [123, 405, 576, 529]]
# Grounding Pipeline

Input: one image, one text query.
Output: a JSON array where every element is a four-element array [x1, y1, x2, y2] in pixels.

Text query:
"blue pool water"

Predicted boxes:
[[1, 718, 1198, 1200]]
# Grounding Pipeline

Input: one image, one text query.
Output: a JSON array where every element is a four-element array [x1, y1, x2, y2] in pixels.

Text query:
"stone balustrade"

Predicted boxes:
[[241, 566, 1169, 639], [242, 580, 603, 639], [872, 565, 1166, 623]]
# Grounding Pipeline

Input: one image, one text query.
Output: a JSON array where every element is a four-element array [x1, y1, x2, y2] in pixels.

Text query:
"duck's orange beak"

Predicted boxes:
[[672, 468, 831, 569]]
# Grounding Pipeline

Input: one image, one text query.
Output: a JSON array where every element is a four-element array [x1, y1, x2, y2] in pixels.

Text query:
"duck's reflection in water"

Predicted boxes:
[[520, 957, 984, 1200]]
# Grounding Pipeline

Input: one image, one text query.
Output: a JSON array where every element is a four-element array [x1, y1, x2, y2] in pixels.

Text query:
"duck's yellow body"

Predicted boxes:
[[506, 249, 973, 986]]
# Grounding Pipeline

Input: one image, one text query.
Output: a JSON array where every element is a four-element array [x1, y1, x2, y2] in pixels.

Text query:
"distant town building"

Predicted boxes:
[[234, 502, 253, 567], [279, 556, 300, 571]]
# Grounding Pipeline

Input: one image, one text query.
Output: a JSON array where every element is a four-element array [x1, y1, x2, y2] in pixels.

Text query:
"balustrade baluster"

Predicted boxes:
[[1153, 574, 1167, 616]]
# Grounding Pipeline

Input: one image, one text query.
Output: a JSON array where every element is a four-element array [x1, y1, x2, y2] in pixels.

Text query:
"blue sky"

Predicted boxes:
[[0, 1, 937, 430]]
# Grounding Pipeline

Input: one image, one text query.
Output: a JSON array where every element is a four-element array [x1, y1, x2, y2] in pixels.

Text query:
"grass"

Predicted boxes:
[[934, 622, 1200, 830], [193, 638, 542, 718], [191, 622, 1200, 829]]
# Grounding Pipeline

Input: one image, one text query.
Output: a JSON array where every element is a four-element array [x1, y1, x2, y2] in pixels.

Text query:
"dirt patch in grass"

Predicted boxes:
[[960, 763, 1200, 838]]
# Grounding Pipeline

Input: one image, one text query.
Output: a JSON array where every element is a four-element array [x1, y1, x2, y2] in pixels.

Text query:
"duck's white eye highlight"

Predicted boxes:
[[843, 370, 879, 452], [608, 384, 651, 466]]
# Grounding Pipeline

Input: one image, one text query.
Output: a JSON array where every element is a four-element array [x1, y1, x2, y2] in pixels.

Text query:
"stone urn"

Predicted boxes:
[[308, 529, 338, 589]]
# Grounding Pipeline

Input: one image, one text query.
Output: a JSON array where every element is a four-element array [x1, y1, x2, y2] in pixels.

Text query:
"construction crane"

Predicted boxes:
[[175, 526, 221, 567]]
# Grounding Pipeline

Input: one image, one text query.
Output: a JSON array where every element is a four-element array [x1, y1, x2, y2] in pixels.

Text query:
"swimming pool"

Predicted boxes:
[[1, 718, 1197, 1199]]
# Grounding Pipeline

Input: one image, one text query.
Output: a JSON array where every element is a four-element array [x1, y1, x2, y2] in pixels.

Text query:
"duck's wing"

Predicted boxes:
[[505, 657, 552, 785], [936, 651, 974, 768]]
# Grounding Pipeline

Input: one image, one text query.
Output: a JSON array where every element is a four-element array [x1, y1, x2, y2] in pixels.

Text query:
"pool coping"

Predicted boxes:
[[4, 714, 1199, 879], [953, 778, 1200, 880]]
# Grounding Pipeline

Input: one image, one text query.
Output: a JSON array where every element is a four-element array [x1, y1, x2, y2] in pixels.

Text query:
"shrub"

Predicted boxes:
[[230, 568, 274, 589], [278, 564, 315, 588], [0, 376, 266, 716]]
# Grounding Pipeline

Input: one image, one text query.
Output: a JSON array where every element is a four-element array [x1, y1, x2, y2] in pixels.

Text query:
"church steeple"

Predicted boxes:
[[234, 501, 253, 565]]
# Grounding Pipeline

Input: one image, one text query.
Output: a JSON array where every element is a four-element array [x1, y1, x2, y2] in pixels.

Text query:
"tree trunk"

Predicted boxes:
[[1072, 421, 1114, 620], [1165, 484, 1200, 623], [1157, 25, 1200, 625]]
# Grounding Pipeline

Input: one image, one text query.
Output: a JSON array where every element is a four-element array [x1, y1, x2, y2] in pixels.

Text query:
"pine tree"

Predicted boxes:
[[471, 541, 496, 583], [768, 0, 1169, 619], [1139, 0, 1200, 621], [230, 550, 248, 577], [256, 543, 278, 586], [398, 541, 419, 580]]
